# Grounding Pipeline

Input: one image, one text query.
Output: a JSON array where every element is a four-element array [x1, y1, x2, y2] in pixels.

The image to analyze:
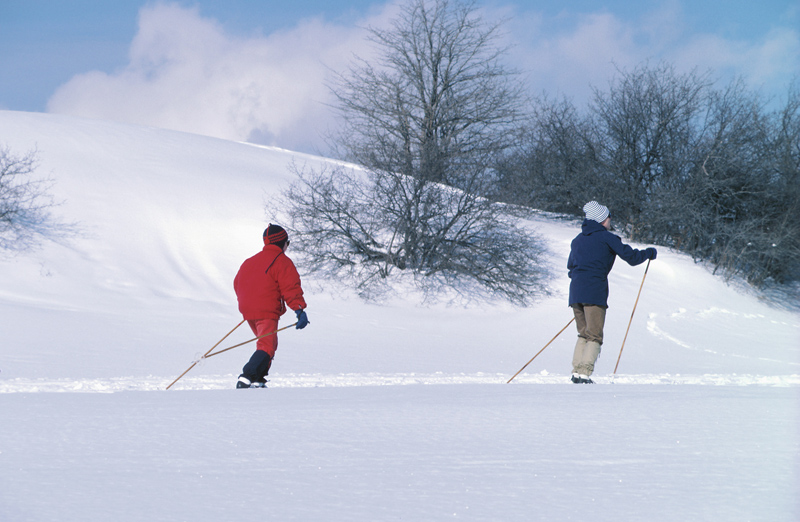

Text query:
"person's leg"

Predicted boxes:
[[238, 318, 279, 388], [572, 304, 588, 339], [253, 353, 272, 382], [571, 305, 589, 380], [582, 305, 606, 345], [577, 305, 606, 378], [240, 350, 270, 387]]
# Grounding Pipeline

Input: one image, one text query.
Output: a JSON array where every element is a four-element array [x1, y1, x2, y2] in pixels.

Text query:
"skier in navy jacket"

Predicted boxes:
[[567, 201, 656, 383]]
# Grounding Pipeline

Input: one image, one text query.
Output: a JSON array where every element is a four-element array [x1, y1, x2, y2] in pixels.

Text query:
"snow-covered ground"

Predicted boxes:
[[0, 111, 798, 521]]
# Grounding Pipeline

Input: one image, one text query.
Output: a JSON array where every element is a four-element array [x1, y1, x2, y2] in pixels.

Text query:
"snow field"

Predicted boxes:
[[1, 385, 797, 521]]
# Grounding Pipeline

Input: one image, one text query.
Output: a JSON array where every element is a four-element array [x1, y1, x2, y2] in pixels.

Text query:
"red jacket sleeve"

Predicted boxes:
[[273, 253, 307, 312]]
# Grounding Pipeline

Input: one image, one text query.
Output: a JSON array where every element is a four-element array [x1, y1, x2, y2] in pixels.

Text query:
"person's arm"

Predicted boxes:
[[607, 233, 654, 266]]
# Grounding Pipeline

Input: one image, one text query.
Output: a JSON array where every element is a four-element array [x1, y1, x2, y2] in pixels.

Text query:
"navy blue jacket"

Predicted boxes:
[[568, 220, 649, 307]]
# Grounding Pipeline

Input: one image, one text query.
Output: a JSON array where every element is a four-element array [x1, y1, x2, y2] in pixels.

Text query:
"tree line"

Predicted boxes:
[[495, 63, 799, 287]]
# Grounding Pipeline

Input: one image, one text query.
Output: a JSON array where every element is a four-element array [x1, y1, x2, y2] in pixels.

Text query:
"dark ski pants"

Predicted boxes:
[[242, 349, 272, 382]]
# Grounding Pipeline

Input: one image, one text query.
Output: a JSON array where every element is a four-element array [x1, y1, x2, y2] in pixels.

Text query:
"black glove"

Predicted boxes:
[[646, 247, 657, 260], [295, 309, 309, 329]]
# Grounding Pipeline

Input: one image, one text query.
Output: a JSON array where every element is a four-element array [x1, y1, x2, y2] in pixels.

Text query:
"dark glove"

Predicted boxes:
[[646, 247, 657, 260], [295, 309, 309, 329]]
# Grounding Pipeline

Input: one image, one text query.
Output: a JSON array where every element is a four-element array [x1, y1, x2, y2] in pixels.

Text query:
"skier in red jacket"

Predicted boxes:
[[233, 224, 309, 388]]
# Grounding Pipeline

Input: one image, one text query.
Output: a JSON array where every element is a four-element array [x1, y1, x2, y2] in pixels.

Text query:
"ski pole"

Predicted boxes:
[[507, 317, 575, 383], [204, 322, 297, 359], [166, 319, 245, 390], [613, 259, 651, 375]]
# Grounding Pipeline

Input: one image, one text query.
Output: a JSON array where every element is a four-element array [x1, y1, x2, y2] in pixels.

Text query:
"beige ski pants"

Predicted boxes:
[[571, 304, 606, 375]]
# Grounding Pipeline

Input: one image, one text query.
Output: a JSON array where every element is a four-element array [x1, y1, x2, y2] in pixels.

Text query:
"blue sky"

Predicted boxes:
[[2, 0, 798, 152], [0, 0, 381, 111]]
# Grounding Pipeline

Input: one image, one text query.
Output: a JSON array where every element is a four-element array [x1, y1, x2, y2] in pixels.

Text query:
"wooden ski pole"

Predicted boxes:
[[613, 259, 651, 375], [166, 319, 245, 390], [507, 317, 575, 383], [204, 322, 297, 359]]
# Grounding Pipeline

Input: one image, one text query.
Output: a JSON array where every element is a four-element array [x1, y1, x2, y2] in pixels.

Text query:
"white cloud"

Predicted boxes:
[[501, 1, 798, 105], [503, 10, 645, 103], [47, 3, 379, 153], [672, 26, 800, 95]]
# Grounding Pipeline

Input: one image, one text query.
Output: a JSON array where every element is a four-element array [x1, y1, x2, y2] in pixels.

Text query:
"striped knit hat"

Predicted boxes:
[[263, 224, 289, 246], [583, 201, 610, 223]]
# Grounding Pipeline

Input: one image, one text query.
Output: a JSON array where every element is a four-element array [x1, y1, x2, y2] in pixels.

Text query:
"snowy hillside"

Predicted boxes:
[[0, 110, 797, 386], [0, 111, 797, 522]]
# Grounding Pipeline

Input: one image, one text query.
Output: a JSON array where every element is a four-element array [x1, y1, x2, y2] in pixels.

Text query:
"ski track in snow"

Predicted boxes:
[[646, 319, 800, 365], [1, 372, 798, 393]]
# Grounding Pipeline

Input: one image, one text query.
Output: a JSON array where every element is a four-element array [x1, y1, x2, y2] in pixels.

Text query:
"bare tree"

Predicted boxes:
[[328, 0, 524, 186], [495, 95, 601, 214], [284, 163, 550, 303], [767, 80, 800, 283], [589, 63, 711, 236], [282, 0, 550, 304], [680, 80, 800, 285], [0, 146, 72, 252]]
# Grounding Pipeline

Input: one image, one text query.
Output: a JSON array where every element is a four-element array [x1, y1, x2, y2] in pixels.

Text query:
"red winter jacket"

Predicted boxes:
[[234, 244, 307, 320]]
